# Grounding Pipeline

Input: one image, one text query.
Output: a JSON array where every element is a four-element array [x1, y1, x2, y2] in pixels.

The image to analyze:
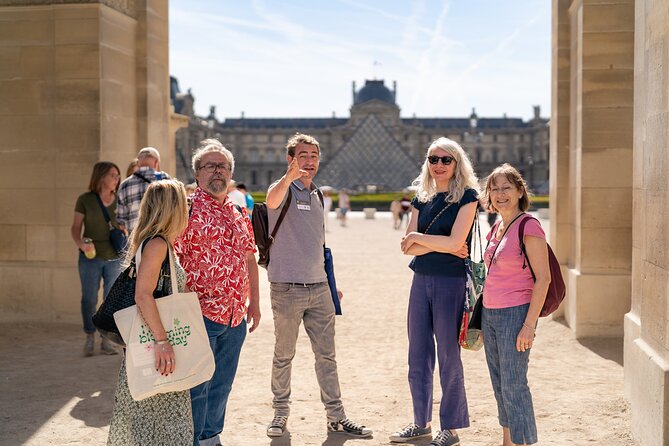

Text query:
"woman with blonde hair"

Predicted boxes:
[[480, 164, 550, 446], [71, 161, 123, 356], [393, 137, 480, 446], [108, 179, 194, 446]]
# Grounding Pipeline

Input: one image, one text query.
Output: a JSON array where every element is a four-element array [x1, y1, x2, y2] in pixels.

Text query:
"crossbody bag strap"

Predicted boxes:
[[423, 198, 455, 234], [469, 206, 484, 262], [486, 212, 526, 269], [94, 193, 116, 232], [135, 236, 176, 292], [133, 171, 152, 184], [268, 188, 293, 244]]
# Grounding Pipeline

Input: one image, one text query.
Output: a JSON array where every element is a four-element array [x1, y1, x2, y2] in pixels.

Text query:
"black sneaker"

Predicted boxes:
[[266, 415, 288, 437], [429, 429, 460, 446], [327, 418, 373, 438], [389, 423, 432, 443]]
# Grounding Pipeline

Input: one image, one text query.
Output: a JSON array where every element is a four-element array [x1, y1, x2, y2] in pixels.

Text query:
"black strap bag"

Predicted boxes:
[[92, 238, 172, 346], [251, 189, 292, 269], [94, 193, 128, 255]]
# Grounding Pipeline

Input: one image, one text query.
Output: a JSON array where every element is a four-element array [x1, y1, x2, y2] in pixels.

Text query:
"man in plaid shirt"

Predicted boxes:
[[116, 147, 170, 233]]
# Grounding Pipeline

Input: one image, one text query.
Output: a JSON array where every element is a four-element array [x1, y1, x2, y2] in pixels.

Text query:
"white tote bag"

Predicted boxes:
[[114, 247, 215, 401]]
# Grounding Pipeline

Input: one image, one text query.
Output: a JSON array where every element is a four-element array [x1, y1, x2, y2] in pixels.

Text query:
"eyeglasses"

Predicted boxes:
[[199, 163, 230, 173], [427, 155, 455, 165]]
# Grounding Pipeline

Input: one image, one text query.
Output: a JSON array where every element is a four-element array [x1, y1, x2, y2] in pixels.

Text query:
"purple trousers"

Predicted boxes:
[[408, 273, 469, 430]]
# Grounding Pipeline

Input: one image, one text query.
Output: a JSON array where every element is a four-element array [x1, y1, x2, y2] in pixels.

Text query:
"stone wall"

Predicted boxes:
[[624, 0, 669, 444], [0, 0, 170, 322]]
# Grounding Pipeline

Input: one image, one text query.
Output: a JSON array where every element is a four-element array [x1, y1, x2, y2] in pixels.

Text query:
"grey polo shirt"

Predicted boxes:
[[267, 180, 327, 284]]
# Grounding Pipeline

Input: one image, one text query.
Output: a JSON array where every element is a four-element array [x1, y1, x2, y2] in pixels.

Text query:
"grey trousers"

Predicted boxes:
[[269, 282, 346, 421]]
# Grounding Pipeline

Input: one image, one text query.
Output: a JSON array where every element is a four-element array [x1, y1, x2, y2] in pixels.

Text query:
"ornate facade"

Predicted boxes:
[[173, 79, 549, 192]]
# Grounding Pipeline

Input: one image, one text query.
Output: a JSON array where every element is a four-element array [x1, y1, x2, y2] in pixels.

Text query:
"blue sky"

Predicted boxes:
[[170, 1, 550, 121]]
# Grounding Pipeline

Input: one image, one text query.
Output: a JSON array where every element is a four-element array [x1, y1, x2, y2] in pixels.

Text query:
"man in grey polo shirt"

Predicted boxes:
[[264, 133, 373, 439]]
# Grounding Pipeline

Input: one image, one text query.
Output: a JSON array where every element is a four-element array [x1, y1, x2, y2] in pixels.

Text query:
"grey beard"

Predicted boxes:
[[207, 178, 227, 194]]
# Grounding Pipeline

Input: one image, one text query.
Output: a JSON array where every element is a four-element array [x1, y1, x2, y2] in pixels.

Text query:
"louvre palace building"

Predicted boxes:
[[172, 77, 549, 193]]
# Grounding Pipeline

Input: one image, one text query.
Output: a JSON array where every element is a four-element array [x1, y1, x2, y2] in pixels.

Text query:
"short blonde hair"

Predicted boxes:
[[481, 163, 531, 212], [413, 137, 480, 203], [125, 180, 188, 266]]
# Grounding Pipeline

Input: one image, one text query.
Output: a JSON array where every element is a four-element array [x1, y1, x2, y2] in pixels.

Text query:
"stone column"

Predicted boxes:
[[550, 0, 571, 319], [0, 0, 170, 321], [624, 1, 669, 444], [556, 0, 634, 337]]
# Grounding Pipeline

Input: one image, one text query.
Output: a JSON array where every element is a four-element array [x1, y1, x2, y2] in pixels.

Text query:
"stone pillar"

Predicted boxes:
[[624, 1, 669, 444], [550, 0, 571, 319], [0, 0, 170, 321], [556, 0, 634, 337]]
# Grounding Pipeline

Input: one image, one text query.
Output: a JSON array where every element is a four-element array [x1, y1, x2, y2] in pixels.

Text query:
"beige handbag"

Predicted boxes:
[[114, 247, 215, 401]]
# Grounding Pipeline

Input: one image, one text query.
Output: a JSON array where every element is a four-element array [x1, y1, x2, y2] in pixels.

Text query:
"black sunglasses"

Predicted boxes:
[[427, 155, 455, 165]]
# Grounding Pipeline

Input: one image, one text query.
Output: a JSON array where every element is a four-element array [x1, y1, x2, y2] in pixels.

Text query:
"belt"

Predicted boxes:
[[283, 282, 326, 287]]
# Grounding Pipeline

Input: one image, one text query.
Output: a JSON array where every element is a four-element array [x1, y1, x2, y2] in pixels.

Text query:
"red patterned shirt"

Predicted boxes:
[[175, 187, 256, 327]]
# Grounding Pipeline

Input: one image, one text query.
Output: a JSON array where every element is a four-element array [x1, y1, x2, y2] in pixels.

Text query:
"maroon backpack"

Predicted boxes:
[[518, 215, 566, 317]]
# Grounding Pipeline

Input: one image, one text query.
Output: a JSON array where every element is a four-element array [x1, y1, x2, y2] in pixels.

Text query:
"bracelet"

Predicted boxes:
[[522, 322, 536, 332], [154, 339, 169, 345]]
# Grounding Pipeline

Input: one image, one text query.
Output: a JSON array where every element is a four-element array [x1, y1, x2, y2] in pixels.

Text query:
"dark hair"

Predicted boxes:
[[88, 162, 120, 194], [236, 183, 247, 191], [286, 133, 320, 157], [482, 163, 531, 212]]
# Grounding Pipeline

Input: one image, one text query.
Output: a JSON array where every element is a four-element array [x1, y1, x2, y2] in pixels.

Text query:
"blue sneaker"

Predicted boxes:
[[389, 423, 432, 442], [430, 429, 460, 446]]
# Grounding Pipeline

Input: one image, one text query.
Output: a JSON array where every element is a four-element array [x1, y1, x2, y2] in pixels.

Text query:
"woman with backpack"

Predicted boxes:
[[480, 163, 551, 446]]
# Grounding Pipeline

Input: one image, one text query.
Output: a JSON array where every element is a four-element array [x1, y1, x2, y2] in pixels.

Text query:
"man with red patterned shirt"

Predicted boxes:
[[175, 139, 260, 446]]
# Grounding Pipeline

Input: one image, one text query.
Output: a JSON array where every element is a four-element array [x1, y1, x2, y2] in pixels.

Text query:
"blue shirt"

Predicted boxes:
[[409, 188, 479, 276]]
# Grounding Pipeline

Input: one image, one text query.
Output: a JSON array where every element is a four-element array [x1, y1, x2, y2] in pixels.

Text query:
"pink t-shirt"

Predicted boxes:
[[483, 215, 546, 309]]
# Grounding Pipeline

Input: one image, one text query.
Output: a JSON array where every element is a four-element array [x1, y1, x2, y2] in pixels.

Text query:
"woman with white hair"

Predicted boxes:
[[393, 137, 480, 446]]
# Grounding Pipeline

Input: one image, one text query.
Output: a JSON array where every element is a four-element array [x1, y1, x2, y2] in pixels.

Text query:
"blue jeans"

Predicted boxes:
[[482, 303, 538, 445], [78, 252, 123, 334], [190, 316, 247, 446], [407, 273, 469, 430]]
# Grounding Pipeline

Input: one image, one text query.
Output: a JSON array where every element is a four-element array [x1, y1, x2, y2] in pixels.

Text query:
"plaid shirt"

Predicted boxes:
[[116, 167, 170, 232], [175, 187, 256, 327]]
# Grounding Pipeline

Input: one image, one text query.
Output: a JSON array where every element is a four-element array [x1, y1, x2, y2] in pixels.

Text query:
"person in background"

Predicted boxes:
[[125, 158, 138, 178], [70, 162, 124, 356], [394, 137, 480, 446], [236, 182, 255, 216], [400, 194, 412, 228], [107, 180, 193, 446], [227, 180, 248, 209], [338, 189, 350, 227], [185, 182, 197, 196], [117, 147, 171, 233], [390, 199, 402, 230], [322, 189, 333, 231], [480, 164, 550, 446]]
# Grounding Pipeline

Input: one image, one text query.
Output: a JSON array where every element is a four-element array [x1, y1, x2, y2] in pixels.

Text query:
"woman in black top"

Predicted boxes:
[[392, 137, 480, 446]]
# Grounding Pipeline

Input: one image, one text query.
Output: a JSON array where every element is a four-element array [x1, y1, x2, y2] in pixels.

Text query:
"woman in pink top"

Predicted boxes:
[[481, 164, 551, 446]]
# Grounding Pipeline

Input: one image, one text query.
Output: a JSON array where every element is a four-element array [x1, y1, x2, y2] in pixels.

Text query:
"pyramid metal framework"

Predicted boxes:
[[318, 114, 421, 190]]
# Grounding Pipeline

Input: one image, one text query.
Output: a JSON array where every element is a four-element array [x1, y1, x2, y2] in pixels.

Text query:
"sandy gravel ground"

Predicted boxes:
[[0, 212, 637, 446]]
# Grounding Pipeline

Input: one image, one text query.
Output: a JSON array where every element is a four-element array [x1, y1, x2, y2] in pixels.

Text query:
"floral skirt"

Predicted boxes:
[[108, 360, 193, 446]]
